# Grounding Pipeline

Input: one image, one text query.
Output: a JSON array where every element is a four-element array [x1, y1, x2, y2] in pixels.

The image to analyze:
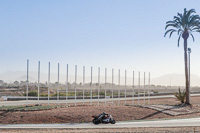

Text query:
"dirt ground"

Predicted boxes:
[[1, 96, 200, 132], [0, 96, 200, 124]]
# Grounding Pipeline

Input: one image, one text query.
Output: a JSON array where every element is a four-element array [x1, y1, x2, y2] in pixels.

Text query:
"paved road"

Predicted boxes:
[[0, 94, 200, 106], [0, 117, 200, 129]]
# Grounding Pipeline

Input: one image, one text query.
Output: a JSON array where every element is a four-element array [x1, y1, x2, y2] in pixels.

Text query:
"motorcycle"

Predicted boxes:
[[92, 112, 116, 124]]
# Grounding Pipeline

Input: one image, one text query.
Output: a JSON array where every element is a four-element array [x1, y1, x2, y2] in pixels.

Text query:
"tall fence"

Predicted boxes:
[[24, 60, 152, 106]]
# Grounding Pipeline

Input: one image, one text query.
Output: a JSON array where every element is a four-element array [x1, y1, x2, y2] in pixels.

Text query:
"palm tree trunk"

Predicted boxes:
[[184, 38, 190, 104]]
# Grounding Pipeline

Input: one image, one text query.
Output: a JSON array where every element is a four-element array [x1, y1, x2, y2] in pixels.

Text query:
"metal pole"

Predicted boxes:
[[132, 70, 134, 105], [112, 69, 114, 105], [38, 61, 40, 102], [125, 70, 127, 105], [188, 48, 191, 103], [83, 66, 85, 104], [149, 72, 150, 86], [148, 72, 150, 104], [26, 59, 29, 104], [138, 71, 140, 105], [98, 67, 100, 106], [75, 65, 77, 106], [118, 69, 120, 105], [105, 68, 107, 105], [48, 62, 50, 105], [148, 91, 150, 105], [57, 63, 60, 101], [189, 52, 190, 85], [144, 72, 145, 105], [188, 48, 191, 89], [90, 67, 93, 105], [66, 64, 68, 105], [189, 51, 190, 99]]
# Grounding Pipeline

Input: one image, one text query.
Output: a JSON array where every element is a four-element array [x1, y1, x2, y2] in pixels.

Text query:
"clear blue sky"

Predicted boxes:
[[1, 0, 200, 79]]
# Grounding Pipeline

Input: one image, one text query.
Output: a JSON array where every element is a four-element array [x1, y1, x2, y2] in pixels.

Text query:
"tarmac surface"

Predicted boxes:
[[0, 117, 200, 129]]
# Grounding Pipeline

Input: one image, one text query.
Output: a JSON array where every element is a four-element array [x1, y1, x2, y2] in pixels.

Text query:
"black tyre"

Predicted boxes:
[[111, 119, 116, 124], [93, 119, 100, 125]]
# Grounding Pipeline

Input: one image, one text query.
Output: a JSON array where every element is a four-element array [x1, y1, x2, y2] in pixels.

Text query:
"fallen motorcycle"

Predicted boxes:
[[92, 112, 116, 124]]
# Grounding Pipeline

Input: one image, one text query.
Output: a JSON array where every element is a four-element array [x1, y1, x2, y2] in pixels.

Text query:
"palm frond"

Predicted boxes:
[[174, 16, 182, 24], [187, 9, 196, 20], [191, 26, 200, 31], [165, 8, 200, 44], [177, 34, 182, 47], [169, 30, 176, 38], [190, 33, 195, 42], [177, 29, 183, 35], [166, 21, 176, 24], [189, 15, 200, 24], [165, 23, 179, 30], [164, 29, 176, 37]]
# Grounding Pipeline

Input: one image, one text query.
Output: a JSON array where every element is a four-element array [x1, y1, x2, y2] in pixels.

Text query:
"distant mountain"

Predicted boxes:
[[17, 75, 37, 82], [0, 71, 79, 83], [0, 71, 47, 83], [151, 74, 200, 86], [0, 71, 26, 83]]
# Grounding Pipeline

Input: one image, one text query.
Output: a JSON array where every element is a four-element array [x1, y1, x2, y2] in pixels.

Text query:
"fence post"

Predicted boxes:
[[75, 65, 77, 106], [90, 67, 93, 105], [148, 72, 150, 104], [112, 69, 114, 105], [83, 66, 85, 104], [26, 59, 29, 104], [57, 63, 60, 102], [125, 70, 127, 105], [132, 70, 134, 105], [38, 61, 40, 103], [66, 64, 68, 105], [138, 71, 140, 105], [98, 67, 100, 106], [105, 68, 107, 105], [48, 62, 50, 105], [118, 69, 120, 105], [144, 72, 145, 105]]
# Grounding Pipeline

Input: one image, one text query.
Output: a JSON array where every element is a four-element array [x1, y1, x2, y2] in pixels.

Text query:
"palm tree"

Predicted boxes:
[[164, 8, 200, 104]]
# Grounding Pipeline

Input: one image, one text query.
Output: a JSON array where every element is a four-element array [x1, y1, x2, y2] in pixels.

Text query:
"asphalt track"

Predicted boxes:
[[0, 117, 200, 128]]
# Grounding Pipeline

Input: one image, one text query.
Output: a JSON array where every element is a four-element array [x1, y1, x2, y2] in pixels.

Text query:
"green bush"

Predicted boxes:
[[24, 90, 38, 96], [40, 93, 48, 97], [84, 92, 90, 96], [99, 91, 105, 95], [51, 93, 66, 97], [151, 90, 158, 94], [173, 88, 186, 103]]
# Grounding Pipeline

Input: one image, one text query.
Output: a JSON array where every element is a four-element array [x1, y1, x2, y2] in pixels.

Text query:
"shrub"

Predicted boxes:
[[99, 91, 105, 95], [51, 93, 66, 97], [151, 90, 158, 94], [40, 93, 48, 97], [173, 88, 186, 103], [24, 90, 38, 96]]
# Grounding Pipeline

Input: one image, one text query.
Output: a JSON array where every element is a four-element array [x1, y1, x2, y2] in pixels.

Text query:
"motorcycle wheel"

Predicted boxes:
[[93, 119, 100, 125], [111, 119, 116, 124]]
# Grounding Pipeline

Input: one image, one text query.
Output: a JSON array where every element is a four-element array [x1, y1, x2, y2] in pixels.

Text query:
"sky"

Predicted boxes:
[[1, 0, 200, 84]]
